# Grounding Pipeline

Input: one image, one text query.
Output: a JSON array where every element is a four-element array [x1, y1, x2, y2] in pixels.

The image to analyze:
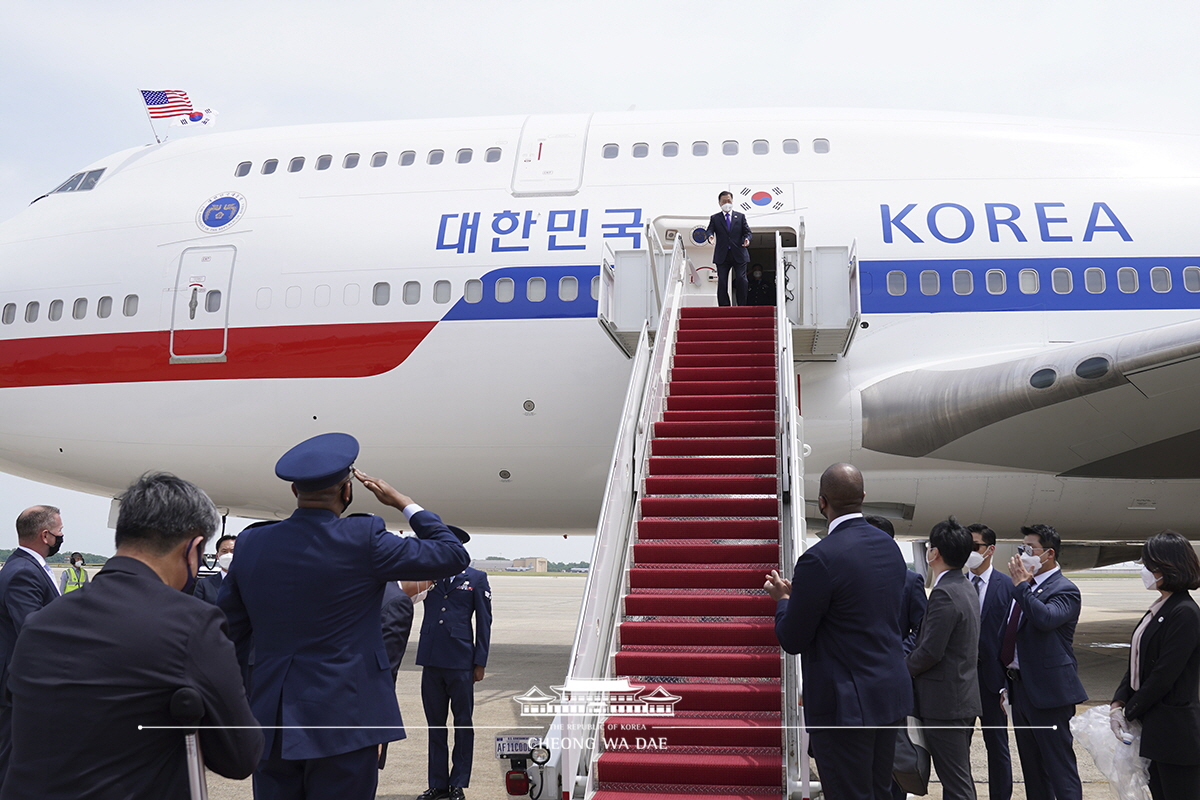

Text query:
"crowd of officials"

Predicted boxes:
[[767, 463, 1200, 800], [0, 447, 1196, 799], [0, 433, 491, 800]]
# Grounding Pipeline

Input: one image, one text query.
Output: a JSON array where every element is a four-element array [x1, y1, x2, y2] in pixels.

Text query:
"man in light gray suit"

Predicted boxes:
[[906, 517, 982, 800]]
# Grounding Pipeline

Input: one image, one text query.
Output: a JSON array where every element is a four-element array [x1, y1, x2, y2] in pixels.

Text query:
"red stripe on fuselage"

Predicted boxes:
[[0, 321, 438, 388]]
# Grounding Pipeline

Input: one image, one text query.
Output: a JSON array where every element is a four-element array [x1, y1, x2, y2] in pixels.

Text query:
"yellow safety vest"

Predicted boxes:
[[63, 567, 87, 593]]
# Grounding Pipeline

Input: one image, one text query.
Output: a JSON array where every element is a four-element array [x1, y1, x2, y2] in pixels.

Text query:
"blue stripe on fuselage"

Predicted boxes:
[[860, 256, 1200, 313], [442, 265, 600, 321]]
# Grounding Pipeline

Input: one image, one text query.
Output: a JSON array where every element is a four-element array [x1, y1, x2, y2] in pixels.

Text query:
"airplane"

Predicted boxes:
[[2, 107, 1199, 567]]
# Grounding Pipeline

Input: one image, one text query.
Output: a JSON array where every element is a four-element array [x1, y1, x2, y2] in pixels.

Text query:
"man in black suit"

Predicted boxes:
[[1003, 524, 1086, 800], [705, 190, 752, 306], [192, 532, 236, 604], [906, 518, 981, 800], [1, 473, 262, 799], [967, 522, 1014, 800], [0, 505, 64, 790], [766, 464, 911, 800]]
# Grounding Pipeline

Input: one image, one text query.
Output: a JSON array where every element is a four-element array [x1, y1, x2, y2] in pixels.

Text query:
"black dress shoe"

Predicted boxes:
[[417, 789, 449, 800], [447, 789, 465, 800]]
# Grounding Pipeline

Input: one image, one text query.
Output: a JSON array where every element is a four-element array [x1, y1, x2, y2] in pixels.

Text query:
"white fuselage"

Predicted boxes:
[[2, 108, 1199, 543]]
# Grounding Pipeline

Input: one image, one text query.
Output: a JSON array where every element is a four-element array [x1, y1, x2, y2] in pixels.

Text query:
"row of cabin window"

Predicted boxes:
[[602, 138, 831, 159], [236, 147, 504, 176], [886, 266, 1200, 297], [258, 276, 598, 309], [1, 295, 139, 325]]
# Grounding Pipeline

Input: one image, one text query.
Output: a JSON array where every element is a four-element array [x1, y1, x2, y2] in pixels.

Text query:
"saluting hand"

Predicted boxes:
[[353, 469, 414, 510], [764, 569, 791, 601]]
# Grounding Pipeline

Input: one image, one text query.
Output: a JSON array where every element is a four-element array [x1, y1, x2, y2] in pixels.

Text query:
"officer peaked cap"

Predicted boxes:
[[275, 432, 359, 491]]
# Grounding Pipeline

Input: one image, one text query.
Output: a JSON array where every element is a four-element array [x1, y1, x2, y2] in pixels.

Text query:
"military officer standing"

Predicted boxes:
[[218, 432, 469, 800], [416, 555, 493, 800]]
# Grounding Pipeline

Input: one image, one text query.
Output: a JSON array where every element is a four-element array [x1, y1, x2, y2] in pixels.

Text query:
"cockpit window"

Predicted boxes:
[[52, 169, 105, 194]]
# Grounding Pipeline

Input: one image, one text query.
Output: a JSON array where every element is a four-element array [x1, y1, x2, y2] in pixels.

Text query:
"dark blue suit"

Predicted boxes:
[[0, 549, 58, 789], [901, 569, 926, 654], [191, 571, 224, 605], [1006, 569, 1086, 800], [219, 508, 468, 800], [774, 516, 912, 800], [706, 210, 752, 306], [975, 567, 1015, 800], [416, 566, 492, 790]]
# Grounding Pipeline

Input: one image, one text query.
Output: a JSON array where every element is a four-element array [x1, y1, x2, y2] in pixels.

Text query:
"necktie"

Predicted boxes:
[[999, 595, 1024, 665], [972, 574, 983, 595], [725, 212, 731, 229]]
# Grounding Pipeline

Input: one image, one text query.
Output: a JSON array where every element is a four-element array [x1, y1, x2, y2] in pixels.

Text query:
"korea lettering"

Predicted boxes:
[[437, 208, 642, 254]]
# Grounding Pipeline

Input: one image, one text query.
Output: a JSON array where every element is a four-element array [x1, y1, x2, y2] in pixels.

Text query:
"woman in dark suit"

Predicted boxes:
[[1111, 530, 1200, 800]]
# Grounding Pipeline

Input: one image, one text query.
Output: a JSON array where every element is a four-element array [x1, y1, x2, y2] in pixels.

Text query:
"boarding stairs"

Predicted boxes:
[[540, 218, 831, 799], [594, 304, 784, 799]]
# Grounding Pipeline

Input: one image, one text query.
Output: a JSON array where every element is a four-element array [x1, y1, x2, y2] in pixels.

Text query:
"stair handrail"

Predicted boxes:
[[775, 240, 810, 799], [555, 237, 691, 799]]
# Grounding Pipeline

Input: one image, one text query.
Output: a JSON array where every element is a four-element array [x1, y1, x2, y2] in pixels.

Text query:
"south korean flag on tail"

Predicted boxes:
[[730, 184, 793, 214]]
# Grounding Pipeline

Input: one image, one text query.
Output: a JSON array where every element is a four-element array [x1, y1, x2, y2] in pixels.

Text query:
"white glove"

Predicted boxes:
[[1109, 707, 1133, 744]]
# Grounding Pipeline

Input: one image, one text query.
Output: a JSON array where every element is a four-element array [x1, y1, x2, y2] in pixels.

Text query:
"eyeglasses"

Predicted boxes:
[[1017, 544, 1044, 556], [971, 542, 990, 551]]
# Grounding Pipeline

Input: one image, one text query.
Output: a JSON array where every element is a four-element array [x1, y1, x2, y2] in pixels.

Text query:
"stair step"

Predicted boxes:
[[670, 380, 776, 397], [595, 752, 782, 786], [671, 366, 775, 383], [681, 306, 775, 318], [644, 474, 776, 494], [637, 680, 782, 712], [593, 789, 780, 800], [666, 394, 775, 411], [639, 496, 777, 518], [625, 591, 777, 617], [648, 456, 776, 476], [651, 438, 775, 457], [661, 408, 775, 422], [621, 620, 778, 646], [638, 518, 780, 538], [675, 340, 775, 356], [678, 315, 774, 330], [602, 715, 780, 748], [634, 541, 779, 563], [672, 353, 775, 369], [628, 565, 775, 590], [676, 328, 775, 343]]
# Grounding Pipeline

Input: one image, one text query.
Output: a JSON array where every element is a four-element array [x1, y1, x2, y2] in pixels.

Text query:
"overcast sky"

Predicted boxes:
[[2, 0, 1198, 558]]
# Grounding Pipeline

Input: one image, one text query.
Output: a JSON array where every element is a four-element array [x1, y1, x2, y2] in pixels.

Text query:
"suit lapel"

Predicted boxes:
[[14, 549, 53, 595]]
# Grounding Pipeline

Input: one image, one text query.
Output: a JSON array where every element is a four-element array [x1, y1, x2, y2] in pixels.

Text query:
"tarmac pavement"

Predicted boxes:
[[206, 572, 1157, 799]]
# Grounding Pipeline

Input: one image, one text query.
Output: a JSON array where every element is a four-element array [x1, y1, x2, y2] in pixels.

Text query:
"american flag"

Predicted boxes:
[[141, 90, 193, 119]]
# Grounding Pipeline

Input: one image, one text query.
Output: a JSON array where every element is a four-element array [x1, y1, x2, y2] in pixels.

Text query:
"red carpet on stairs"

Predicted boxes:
[[592, 306, 784, 800]]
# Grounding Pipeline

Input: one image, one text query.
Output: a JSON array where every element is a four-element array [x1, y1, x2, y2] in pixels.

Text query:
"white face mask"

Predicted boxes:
[[1019, 553, 1042, 574], [1140, 565, 1161, 591], [217, 552, 234, 571], [412, 589, 428, 604], [720, 203, 733, 214], [73, 560, 83, 568], [925, 548, 936, 566], [965, 551, 985, 571]]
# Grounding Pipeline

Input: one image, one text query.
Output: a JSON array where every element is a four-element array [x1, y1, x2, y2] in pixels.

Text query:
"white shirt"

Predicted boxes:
[[17, 546, 61, 595], [826, 512, 863, 535], [972, 565, 993, 612]]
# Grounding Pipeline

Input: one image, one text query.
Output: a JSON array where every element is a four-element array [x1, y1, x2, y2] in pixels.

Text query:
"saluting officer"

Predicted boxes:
[[218, 432, 469, 800], [415, 552, 492, 800]]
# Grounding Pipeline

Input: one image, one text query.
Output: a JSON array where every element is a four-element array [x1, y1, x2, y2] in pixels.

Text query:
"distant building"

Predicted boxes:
[[511, 557, 548, 573], [472, 559, 514, 572]]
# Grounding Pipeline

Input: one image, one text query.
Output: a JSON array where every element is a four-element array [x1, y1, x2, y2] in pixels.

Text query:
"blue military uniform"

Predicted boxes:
[[218, 433, 470, 800], [416, 564, 493, 794]]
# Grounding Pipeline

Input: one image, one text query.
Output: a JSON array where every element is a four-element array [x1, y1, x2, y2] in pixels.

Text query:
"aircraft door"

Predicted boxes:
[[170, 245, 235, 364]]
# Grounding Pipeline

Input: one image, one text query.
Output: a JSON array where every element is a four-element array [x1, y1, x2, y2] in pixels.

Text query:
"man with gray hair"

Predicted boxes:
[[0, 504, 65, 790], [0, 473, 263, 799]]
